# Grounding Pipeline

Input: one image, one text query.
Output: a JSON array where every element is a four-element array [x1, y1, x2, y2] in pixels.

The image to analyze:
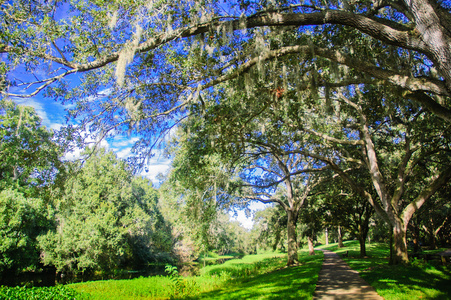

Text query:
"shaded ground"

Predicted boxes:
[[313, 250, 383, 300]]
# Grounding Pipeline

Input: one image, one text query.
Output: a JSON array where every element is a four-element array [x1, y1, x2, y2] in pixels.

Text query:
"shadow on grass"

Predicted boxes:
[[181, 253, 323, 300], [357, 262, 451, 300], [321, 241, 451, 300]]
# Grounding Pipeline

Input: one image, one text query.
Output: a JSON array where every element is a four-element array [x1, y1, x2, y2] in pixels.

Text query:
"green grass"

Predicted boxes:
[[197, 252, 243, 265], [68, 251, 324, 300], [185, 251, 323, 299], [200, 252, 287, 277], [320, 241, 451, 300]]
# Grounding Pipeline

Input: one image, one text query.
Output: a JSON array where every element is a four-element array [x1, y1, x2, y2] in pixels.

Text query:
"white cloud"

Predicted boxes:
[[116, 147, 132, 159], [50, 123, 65, 131], [63, 147, 84, 161], [111, 137, 139, 148], [139, 163, 171, 183], [13, 96, 70, 131], [230, 201, 271, 229], [14, 98, 50, 126], [63, 131, 110, 161], [139, 150, 172, 183]]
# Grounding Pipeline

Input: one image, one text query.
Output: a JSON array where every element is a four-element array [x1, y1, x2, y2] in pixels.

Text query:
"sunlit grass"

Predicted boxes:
[[69, 250, 324, 300], [186, 251, 323, 300], [319, 240, 451, 300], [200, 252, 286, 277]]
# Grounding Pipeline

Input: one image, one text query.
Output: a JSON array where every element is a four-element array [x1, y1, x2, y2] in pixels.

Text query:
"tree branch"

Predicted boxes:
[[401, 164, 451, 225]]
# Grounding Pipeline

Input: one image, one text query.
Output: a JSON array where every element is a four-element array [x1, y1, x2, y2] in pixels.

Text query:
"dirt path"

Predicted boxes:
[[313, 249, 384, 300]]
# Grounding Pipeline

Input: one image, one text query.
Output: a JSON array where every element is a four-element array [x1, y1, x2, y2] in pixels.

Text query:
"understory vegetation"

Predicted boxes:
[[0, 285, 85, 300], [2, 242, 449, 299], [69, 251, 323, 300]]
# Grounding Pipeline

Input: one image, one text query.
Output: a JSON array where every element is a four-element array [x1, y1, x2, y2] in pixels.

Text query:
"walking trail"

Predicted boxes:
[[313, 249, 384, 300]]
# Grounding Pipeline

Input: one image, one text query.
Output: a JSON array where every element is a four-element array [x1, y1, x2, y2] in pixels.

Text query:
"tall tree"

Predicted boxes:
[[287, 85, 451, 264], [0, 100, 62, 278], [0, 188, 51, 278], [232, 143, 326, 265], [0, 99, 63, 197], [167, 100, 330, 265], [39, 148, 171, 273]]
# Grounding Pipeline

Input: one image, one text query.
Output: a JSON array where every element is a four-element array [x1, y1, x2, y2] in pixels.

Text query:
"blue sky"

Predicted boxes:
[[12, 93, 268, 229], [13, 95, 173, 182]]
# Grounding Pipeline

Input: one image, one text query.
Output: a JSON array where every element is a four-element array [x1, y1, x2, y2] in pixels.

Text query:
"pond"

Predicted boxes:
[[1, 263, 200, 287], [1, 256, 243, 287]]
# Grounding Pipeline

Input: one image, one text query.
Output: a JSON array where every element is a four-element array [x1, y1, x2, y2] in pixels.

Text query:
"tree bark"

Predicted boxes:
[[411, 219, 420, 253], [286, 210, 299, 265], [359, 236, 367, 258], [392, 220, 409, 264], [430, 228, 438, 250], [358, 224, 368, 257], [338, 225, 344, 248], [325, 227, 329, 245], [308, 235, 315, 256], [404, 0, 451, 92]]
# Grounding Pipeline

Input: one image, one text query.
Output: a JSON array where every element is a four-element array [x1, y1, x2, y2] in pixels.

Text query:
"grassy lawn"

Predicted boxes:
[[198, 251, 242, 260], [320, 241, 451, 300], [187, 251, 323, 299], [68, 250, 324, 300]]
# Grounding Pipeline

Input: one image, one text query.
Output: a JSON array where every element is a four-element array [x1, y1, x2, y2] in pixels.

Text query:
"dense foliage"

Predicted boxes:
[[0, 285, 85, 300], [39, 148, 173, 273], [0, 100, 63, 196], [0, 188, 51, 276], [0, 100, 60, 278]]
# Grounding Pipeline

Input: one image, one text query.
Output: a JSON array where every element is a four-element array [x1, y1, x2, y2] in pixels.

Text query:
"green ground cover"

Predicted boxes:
[[67, 251, 323, 299], [196, 252, 243, 266], [186, 251, 323, 299], [320, 241, 451, 300], [0, 285, 85, 300]]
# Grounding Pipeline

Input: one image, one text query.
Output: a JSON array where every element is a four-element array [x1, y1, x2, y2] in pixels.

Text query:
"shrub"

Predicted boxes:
[[0, 285, 86, 300]]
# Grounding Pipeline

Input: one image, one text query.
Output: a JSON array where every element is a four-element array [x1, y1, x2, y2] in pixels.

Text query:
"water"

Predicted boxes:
[[1, 257, 239, 287], [0, 264, 198, 287]]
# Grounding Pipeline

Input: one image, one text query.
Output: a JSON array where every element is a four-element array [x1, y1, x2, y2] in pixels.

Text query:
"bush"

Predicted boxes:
[[0, 285, 86, 300], [0, 189, 51, 276]]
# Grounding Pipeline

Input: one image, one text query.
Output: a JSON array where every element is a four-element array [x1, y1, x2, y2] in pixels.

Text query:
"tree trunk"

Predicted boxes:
[[405, 0, 451, 92], [411, 218, 420, 253], [308, 235, 315, 256], [392, 221, 409, 264], [338, 225, 344, 248], [286, 210, 299, 266], [325, 227, 329, 245], [358, 225, 367, 257], [430, 230, 438, 250], [358, 223, 369, 257], [359, 236, 367, 257]]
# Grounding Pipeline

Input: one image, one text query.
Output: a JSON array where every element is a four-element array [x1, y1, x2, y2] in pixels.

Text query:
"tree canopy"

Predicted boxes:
[[39, 148, 172, 273], [0, 100, 62, 277], [1, 1, 450, 150], [0, 99, 63, 196]]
